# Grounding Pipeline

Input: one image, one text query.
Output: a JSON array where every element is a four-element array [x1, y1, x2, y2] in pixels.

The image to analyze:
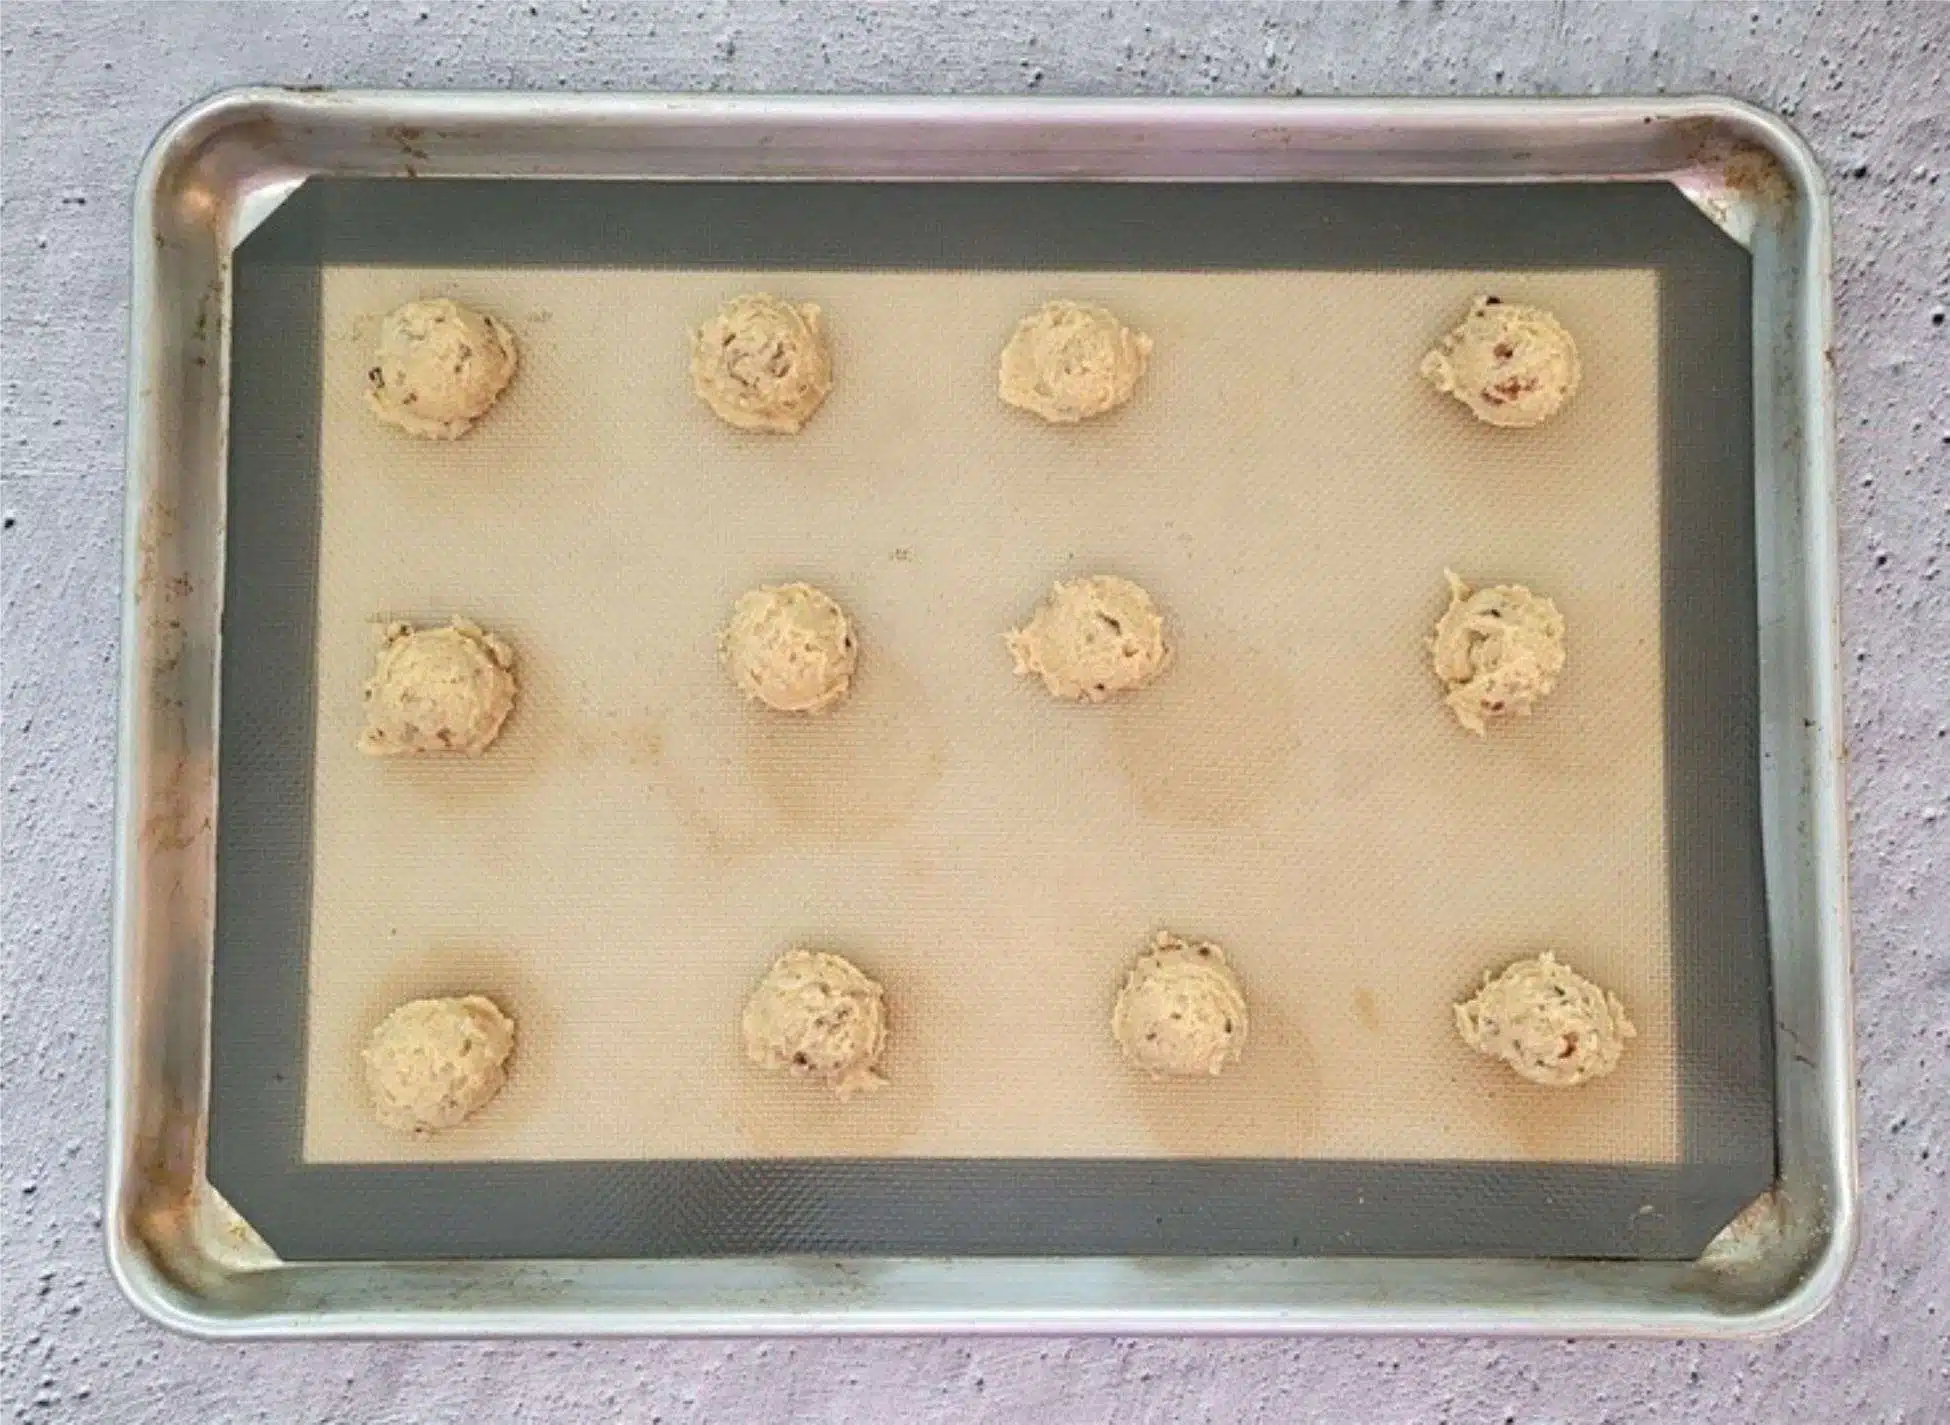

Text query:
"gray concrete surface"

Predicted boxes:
[[3, 0, 1946, 1419]]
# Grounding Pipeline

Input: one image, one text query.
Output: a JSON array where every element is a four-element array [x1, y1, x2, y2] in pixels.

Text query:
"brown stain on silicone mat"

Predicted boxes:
[[739, 651, 946, 841], [1124, 975, 1321, 1158], [1109, 635, 1302, 828]]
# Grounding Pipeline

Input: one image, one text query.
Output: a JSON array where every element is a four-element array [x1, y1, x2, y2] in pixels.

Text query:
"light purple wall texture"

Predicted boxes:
[[4, 2, 1947, 1420]]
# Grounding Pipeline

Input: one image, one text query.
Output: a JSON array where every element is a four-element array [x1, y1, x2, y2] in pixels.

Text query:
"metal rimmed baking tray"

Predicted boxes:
[[112, 91, 1851, 1337]]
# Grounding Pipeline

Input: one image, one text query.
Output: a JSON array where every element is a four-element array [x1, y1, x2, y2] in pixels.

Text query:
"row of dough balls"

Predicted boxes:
[[364, 291, 1581, 440], [347, 576, 1165, 759], [355, 567, 1564, 758], [363, 937, 1635, 1136]]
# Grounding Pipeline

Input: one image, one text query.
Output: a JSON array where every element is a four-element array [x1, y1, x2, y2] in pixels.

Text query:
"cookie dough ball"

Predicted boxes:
[[742, 949, 888, 1098], [690, 293, 833, 434], [1454, 952, 1635, 1087], [1427, 570, 1566, 735], [357, 618, 518, 757], [720, 582, 858, 714], [1419, 295, 1580, 429], [1007, 574, 1169, 703], [365, 298, 518, 440], [1112, 931, 1249, 1078], [998, 300, 1153, 424], [363, 994, 516, 1134]]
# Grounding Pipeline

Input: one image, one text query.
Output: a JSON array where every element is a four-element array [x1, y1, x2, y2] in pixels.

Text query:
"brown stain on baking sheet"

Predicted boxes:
[[138, 753, 214, 854], [1108, 634, 1302, 828], [133, 499, 182, 604]]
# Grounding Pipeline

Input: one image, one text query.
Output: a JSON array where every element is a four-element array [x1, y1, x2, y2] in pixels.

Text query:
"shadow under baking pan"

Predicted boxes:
[[209, 179, 1768, 1261]]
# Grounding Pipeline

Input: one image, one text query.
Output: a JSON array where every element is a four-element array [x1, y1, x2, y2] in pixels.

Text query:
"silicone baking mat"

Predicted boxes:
[[208, 181, 1771, 1259]]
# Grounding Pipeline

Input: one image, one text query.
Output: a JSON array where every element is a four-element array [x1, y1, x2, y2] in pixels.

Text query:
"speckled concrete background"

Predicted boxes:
[[3, 1, 1946, 1420]]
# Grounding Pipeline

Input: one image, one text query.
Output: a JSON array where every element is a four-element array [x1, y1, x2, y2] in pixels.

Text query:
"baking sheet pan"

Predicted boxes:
[[204, 179, 1769, 1260], [115, 92, 1850, 1334]]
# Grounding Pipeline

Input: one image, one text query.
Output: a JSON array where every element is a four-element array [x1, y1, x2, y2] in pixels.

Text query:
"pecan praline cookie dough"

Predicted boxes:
[[365, 298, 518, 440]]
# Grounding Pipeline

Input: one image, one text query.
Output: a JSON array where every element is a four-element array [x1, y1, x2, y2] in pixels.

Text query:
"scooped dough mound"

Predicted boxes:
[[742, 949, 887, 1098], [357, 619, 518, 757], [363, 994, 516, 1134], [720, 582, 858, 714], [1112, 931, 1249, 1078], [1007, 574, 1169, 703], [690, 293, 833, 433], [1419, 295, 1580, 429], [365, 298, 518, 440], [1427, 570, 1566, 735], [1454, 952, 1635, 1087], [998, 300, 1153, 424]]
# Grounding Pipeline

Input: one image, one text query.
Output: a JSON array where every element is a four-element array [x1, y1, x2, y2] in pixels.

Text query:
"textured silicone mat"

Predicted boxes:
[[207, 180, 1770, 1259], [304, 264, 1672, 1166]]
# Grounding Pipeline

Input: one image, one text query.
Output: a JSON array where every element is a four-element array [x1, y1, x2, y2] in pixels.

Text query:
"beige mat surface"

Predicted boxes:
[[300, 264, 1670, 1165]]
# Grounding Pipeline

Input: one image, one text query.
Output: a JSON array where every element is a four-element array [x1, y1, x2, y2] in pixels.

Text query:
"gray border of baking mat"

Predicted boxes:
[[210, 180, 1771, 1261]]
